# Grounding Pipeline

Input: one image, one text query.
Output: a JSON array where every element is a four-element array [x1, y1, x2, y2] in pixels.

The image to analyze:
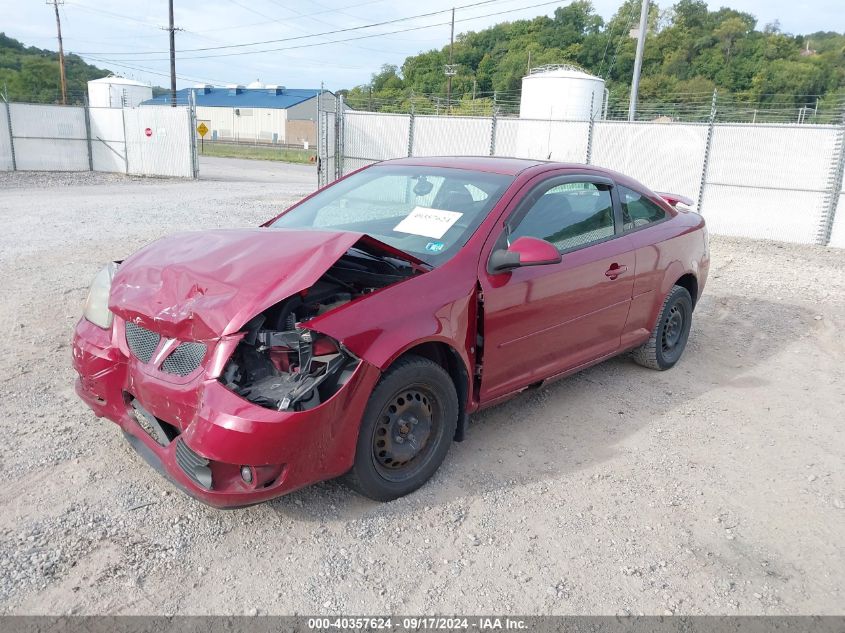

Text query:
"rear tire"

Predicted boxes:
[[346, 355, 458, 501], [632, 285, 693, 371]]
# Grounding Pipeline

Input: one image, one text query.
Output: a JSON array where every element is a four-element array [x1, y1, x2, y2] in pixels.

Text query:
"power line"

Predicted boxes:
[[64, 2, 162, 30], [72, 0, 516, 56], [604, 1, 637, 80], [83, 56, 236, 86], [157, 0, 392, 36], [74, 0, 566, 62]]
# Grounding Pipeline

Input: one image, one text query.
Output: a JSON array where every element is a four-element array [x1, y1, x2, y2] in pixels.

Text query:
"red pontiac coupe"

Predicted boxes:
[[72, 157, 709, 507]]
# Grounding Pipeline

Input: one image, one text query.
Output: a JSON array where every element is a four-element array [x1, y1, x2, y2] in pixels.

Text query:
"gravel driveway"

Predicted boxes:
[[0, 157, 842, 615]]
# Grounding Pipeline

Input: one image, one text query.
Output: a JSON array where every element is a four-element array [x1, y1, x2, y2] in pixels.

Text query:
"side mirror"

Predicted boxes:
[[489, 236, 562, 273]]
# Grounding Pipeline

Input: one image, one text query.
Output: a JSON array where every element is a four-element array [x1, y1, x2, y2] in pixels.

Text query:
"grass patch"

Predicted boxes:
[[200, 143, 317, 164]]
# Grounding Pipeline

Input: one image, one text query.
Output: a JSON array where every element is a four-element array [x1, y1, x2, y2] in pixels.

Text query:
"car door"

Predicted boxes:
[[615, 185, 676, 348], [478, 173, 636, 403]]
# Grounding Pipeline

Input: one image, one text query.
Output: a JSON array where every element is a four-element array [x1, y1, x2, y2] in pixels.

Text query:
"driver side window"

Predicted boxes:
[[510, 181, 615, 252]]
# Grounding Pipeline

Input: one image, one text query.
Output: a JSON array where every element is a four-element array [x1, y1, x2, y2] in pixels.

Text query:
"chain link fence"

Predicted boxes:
[[318, 94, 845, 247], [0, 100, 198, 179]]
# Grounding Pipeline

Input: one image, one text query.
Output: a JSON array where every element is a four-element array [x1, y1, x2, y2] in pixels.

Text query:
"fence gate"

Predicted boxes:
[[124, 107, 196, 179], [0, 101, 197, 179], [317, 95, 337, 188]]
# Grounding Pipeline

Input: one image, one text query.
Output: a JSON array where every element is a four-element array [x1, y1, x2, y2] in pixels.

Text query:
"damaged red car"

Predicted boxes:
[[72, 157, 709, 507]]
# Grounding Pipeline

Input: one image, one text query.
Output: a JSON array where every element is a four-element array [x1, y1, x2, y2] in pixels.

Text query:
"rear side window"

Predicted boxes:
[[510, 182, 614, 252], [620, 186, 667, 230]]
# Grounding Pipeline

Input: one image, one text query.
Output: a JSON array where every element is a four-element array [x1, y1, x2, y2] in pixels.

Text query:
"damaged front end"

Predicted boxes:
[[74, 227, 429, 506], [221, 324, 357, 412], [218, 244, 420, 412]]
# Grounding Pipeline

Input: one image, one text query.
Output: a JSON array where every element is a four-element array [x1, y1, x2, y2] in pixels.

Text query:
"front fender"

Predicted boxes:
[[306, 258, 477, 374]]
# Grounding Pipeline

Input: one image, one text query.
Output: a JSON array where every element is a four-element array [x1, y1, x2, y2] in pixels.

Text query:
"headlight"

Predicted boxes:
[[83, 262, 118, 329]]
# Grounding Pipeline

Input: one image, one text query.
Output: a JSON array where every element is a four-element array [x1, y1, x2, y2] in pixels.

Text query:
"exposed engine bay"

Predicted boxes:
[[219, 245, 419, 411]]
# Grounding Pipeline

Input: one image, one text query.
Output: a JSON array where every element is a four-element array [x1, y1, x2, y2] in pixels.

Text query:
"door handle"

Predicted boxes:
[[605, 263, 628, 279]]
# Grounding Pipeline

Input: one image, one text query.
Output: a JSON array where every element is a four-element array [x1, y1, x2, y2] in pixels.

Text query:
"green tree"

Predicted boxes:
[[338, 1, 845, 121], [0, 33, 123, 104]]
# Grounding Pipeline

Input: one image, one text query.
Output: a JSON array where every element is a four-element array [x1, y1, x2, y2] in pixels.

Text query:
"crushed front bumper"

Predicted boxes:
[[71, 317, 380, 508]]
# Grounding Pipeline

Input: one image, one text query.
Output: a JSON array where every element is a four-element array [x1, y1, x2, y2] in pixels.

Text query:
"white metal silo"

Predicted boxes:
[[87, 76, 153, 108], [519, 65, 606, 121]]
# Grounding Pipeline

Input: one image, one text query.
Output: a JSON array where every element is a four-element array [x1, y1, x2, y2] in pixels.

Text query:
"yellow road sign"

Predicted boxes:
[[197, 122, 209, 137]]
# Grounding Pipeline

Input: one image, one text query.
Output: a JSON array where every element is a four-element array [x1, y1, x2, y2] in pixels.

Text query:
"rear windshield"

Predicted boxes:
[[270, 165, 514, 265]]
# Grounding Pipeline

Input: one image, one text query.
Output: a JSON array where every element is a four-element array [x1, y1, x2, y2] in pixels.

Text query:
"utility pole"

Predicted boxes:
[[168, 0, 177, 106], [628, 0, 649, 121], [48, 0, 68, 105], [445, 7, 456, 115]]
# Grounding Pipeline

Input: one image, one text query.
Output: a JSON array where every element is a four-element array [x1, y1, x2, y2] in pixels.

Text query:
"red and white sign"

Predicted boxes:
[[144, 128, 152, 137]]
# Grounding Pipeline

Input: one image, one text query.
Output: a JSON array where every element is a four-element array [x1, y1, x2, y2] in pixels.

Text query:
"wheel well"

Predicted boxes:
[[675, 273, 698, 309], [395, 342, 469, 442]]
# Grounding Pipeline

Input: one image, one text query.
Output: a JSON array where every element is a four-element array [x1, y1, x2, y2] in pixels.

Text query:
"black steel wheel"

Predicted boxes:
[[660, 303, 686, 358], [346, 355, 458, 501], [632, 285, 693, 370], [372, 386, 439, 481]]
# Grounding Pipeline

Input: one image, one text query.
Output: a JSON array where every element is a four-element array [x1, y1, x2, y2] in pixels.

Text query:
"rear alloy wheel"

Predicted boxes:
[[346, 355, 458, 501], [632, 285, 693, 370]]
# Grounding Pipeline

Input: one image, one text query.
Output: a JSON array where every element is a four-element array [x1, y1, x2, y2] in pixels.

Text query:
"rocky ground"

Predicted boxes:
[[0, 157, 842, 615]]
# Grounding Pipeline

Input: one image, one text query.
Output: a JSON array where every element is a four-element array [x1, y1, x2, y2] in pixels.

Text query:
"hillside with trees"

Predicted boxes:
[[343, 0, 845, 121], [0, 33, 112, 104]]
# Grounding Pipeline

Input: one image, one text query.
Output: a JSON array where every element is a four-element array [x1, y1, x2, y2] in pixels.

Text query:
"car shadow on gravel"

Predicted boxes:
[[264, 293, 810, 519]]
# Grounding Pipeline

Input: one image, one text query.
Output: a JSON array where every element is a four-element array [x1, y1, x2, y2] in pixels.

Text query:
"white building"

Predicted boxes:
[[87, 76, 153, 108], [142, 82, 337, 146]]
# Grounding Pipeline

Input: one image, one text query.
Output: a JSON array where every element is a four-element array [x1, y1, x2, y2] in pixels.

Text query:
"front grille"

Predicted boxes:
[[161, 342, 207, 377], [125, 321, 161, 363], [175, 440, 212, 489]]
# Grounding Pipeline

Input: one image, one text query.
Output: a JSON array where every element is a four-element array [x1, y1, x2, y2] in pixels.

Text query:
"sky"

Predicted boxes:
[[4, 0, 844, 91]]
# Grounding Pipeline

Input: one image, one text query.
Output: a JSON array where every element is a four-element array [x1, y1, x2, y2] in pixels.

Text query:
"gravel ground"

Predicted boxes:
[[0, 157, 843, 616]]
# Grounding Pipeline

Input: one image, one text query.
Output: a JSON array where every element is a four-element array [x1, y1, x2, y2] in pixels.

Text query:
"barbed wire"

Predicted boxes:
[[340, 90, 845, 124]]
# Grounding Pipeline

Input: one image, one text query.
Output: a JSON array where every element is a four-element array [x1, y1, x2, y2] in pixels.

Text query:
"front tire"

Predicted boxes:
[[632, 285, 693, 370], [346, 355, 458, 501]]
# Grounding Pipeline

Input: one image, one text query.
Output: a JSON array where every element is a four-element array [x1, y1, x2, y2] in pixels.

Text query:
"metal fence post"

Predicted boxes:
[[120, 105, 129, 175], [189, 89, 199, 178], [334, 93, 344, 180], [586, 92, 595, 164], [407, 107, 415, 157], [818, 105, 845, 246], [83, 95, 93, 171], [489, 109, 498, 157], [696, 89, 718, 214], [2, 92, 16, 171], [316, 83, 323, 187]]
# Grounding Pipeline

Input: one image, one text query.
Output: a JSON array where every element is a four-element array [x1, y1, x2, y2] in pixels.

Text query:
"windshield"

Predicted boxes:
[[270, 165, 514, 266]]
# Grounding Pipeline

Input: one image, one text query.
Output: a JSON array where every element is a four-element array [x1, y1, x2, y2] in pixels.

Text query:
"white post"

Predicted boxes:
[[628, 0, 650, 122]]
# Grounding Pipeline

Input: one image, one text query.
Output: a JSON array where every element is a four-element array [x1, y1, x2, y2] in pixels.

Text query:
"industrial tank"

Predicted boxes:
[[87, 76, 153, 108], [519, 65, 606, 120]]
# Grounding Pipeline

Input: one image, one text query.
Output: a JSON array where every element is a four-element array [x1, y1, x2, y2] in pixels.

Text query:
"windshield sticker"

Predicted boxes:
[[425, 241, 445, 253], [393, 207, 463, 239]]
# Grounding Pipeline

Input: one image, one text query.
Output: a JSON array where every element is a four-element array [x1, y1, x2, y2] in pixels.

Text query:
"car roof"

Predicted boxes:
[[377, 156, 630, 181], [379, 156, 545, 176]]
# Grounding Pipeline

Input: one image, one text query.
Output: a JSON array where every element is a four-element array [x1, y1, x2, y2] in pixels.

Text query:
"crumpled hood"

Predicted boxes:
[[109, 228, 421, 340]]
